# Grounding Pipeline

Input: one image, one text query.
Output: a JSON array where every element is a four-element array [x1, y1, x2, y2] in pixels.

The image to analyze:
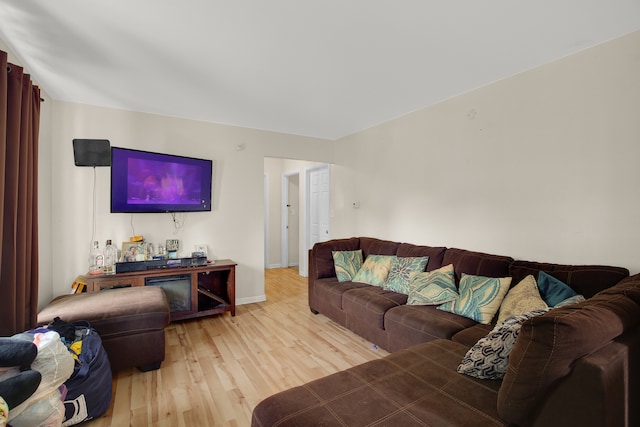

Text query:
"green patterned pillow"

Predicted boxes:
[[352, 255, 396, 287], [438, 274, 512, 324], [407, 264, 458, 305], [383, 256, 429, 294], [332, 250, 363, 282]]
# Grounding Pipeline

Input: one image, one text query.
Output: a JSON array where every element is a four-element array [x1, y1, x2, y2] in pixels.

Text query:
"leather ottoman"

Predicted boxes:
[[38, 286, 170, 373]]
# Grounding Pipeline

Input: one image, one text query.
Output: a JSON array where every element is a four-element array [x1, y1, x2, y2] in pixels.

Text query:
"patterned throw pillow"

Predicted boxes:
[[496, 275, 548, 325], [407, 264, 458, 305], [536, 271, 578, 306], [553, 294, 585, 308], [383, 256, 429, 294], [351, 255, 396, 287], [457, 309, 549, 379], [332, 250, 363, 282], [438, 274, 511, 324]]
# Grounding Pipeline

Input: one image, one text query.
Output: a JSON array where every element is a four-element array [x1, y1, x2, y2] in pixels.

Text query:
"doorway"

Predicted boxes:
[[263, 158, 330, 276]]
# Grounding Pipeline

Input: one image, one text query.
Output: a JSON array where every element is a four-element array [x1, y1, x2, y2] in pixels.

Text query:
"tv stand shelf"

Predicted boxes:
[[84, 259, 237, 321]]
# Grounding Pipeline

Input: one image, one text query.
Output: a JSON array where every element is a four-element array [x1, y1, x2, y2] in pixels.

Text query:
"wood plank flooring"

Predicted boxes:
[[85, 267, 389, 427]]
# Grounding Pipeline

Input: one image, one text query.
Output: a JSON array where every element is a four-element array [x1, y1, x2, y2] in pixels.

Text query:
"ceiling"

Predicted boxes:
[[1, 1, 639, 140]]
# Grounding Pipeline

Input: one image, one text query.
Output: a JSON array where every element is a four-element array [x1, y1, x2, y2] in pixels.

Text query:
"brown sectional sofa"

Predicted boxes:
[[252, 237, 639, 426]]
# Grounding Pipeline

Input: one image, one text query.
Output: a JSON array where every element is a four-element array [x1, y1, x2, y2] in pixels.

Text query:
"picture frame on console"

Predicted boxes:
[[121, 243, 145, 262]]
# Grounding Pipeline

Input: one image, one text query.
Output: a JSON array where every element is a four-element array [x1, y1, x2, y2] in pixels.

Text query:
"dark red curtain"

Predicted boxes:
[[0, 50, 41, 336]]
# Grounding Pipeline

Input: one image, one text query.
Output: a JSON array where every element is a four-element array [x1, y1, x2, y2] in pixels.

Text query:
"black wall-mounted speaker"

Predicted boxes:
[[72, 139, 111, 167]]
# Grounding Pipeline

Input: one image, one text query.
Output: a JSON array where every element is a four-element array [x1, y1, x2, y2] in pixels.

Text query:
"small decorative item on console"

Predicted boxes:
[[166, 239, 179, 259], [121, 242, 145, 262]]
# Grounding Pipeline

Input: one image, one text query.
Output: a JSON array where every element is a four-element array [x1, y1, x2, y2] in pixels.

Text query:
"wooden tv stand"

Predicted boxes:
[[84, 259, 236, 321]]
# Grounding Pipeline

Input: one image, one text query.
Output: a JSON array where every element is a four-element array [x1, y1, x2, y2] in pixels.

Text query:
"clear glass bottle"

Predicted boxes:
[[89, 240, 104, 273], [103, 239, 118, 275]]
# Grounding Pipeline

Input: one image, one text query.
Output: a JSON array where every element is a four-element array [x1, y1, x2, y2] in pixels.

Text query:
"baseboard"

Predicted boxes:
[[237, 294, 267, 305], [266, 263, 299, 269]]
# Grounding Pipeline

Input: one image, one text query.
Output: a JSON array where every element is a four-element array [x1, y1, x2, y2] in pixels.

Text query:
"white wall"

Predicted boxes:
[[45, 103, 332, 309], [9, 30, 640, 312], [332, 30, 640, 274]]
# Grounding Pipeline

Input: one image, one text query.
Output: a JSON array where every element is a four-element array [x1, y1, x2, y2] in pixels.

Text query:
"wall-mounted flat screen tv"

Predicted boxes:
[[111, 147, 212, 213]]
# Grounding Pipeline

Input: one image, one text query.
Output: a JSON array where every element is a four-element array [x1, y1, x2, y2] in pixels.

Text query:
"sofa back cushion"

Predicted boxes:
[[311, 237, 361, 279], [497, 276, 640, 425], [509, 261, 629, 298], [396, 243, 446, 271], [442, 248, 513, 282], [359, 237, 400, 259]]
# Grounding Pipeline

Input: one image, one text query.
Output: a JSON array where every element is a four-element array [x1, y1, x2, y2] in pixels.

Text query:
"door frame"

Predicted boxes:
[[281, 171, 299, 269], [264, 173, 269, 268]]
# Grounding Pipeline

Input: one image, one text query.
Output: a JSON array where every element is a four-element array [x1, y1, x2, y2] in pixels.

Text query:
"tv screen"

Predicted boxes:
[[111, 147, 212, 213]]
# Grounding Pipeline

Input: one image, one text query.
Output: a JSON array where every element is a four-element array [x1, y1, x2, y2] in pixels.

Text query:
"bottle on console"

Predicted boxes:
[[103, 239, 118, 275], [89, 240, 104, 274]]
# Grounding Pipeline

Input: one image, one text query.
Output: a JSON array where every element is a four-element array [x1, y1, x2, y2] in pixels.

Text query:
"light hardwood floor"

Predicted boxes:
[[86, 267, 389, 427]]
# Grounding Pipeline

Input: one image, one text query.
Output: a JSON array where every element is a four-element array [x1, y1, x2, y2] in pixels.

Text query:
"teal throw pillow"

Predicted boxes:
[[383, 256, 429, 294], [536, 271, 578, 307], [407, 264, 458, 305], [352, 255, 396, 287], [438, 274, 512, 324], [332, 250, 363, 282]]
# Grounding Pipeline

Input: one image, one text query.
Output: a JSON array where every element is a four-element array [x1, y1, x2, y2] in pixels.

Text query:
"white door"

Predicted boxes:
[[306, 165, 330, 273]]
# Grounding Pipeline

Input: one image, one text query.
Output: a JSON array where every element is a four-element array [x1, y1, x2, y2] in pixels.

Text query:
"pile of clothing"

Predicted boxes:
[[0, 331, 74, 427]]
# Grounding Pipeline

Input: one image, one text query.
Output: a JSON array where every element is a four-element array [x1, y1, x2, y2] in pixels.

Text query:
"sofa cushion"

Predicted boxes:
[[396, 243, 447, 271], [497, 279, 640, 425], [332, 249, 363, 282], [385, 305, 478, 352], [383, 256, 429, 294], [442, 248, 513, 282], [251, 339, 505, 427], [508, 260, 628, 298], [451, 323, 493, 347], [313, 277, 370, 309], [352, 255, 395, 287], [359, 237, 400, 259], [458, 309, 549, 379], [596, 274, 640, 303], [311, 237, 361, 279], [496, 275, 548, 325], [407, 264, 457, 305], [438, 274, 511, 324], [343, 287, 408, 330]]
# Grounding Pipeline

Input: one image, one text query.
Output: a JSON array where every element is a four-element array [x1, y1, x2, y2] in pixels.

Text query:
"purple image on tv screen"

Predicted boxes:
[[126, 158, 202, 205]]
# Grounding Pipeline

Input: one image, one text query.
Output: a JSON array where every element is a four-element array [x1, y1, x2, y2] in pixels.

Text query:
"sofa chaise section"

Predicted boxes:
[[252, 273, 640, 426]]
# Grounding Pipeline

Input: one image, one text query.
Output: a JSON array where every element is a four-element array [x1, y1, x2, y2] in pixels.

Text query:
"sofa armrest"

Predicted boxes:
[[530, 339, 628, 427], [308, 237, 361, 281]]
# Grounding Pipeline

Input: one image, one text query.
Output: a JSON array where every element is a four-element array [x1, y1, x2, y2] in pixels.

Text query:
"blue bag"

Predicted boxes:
[[61, 321, 112, 426]]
